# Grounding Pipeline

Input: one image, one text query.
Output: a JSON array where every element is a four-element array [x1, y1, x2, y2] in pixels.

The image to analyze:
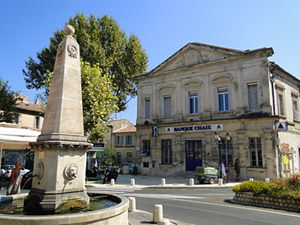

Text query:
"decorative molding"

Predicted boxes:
[[183, 79, 202, 89], [158, 84, 176, 93], [64, 163, 78, 180], [35, 162, 44, 179], [212, 74, 233, 84], [67, 44, 78, 58]]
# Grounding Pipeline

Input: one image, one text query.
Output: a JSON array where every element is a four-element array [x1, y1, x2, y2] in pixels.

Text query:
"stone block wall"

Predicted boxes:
[[233, 192, 300, 212]]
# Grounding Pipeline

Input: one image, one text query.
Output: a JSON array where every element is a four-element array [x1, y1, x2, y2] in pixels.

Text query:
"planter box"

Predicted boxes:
[[233, 192, 300, 212]]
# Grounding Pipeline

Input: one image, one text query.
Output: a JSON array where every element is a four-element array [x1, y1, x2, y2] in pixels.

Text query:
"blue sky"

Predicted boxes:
[[1, 1, 300, 124]]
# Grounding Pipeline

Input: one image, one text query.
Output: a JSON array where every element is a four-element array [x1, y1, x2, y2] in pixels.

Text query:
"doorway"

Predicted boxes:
[[185, 140, 202, 171]]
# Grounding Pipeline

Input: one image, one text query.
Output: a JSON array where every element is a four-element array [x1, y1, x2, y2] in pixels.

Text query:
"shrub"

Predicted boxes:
[[232, 177, 298, 199]]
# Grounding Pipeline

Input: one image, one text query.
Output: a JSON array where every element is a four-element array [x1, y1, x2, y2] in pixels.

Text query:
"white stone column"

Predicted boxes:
[[161, 178, 166, 186], [128, 197, 136, 212], [189, 178, 194, 186], [131, 178, 135, 186], [153, 204, 163, 223]]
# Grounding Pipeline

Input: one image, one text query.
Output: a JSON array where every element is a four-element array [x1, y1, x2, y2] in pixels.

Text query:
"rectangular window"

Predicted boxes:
[[249, 137, 263, 167], [117, 152, 121, 164], [162, 96, 171, 117], [217, 87, 229, 111], [188, 92, 199, 114], [247, 83, 258, 109], [127, 152, 132, 163], [278, 94, 284, 116], [161, 140, 172, 164], [115, 136, 124, 146], [142, 140, 150, 156], [35, 116, 40, 129], [292, 97, 299, 120], [220, 139, 233, 165], [144, 98, 150, 119], [126, 135, 132, 145], [14, 115, 19, 124]]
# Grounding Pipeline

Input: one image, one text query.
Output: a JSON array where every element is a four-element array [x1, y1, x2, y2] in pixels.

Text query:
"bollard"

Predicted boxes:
[[153, 204, 163, 223], [110, 178, 115, 186], [265, 178, 270, 183], [249, 178, 254, 182], [131, 178, 135, 186], [189, 178, 194, 186], [161, 178, 166, 186], [218, 178, 223, 185], [128, 197, 136, 212], [158, 219, 170, 225]]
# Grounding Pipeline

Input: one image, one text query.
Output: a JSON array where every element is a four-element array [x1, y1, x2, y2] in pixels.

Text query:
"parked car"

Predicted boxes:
[[195, 166, 218, 184], [1, 165, 15, 180], [1, 165, 30, 180], [20, 167, 30, 176]]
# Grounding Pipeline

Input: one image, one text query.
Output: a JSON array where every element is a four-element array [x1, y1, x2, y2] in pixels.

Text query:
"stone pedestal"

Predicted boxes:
[[24, 25, 92, 214]]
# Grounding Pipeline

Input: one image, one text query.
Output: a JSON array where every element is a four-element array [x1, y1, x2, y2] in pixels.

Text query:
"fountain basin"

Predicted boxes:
[[0, 193, 129, 225]]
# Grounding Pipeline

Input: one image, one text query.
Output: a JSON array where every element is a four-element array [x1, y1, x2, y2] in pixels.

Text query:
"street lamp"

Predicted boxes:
[[213, 132, 231, 180]]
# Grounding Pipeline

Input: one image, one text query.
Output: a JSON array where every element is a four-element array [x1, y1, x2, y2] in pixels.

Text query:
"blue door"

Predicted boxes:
[[185, 140, 202, 171]]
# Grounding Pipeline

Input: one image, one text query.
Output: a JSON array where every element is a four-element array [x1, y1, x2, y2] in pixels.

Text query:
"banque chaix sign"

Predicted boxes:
[[165, 124, 223, 133]]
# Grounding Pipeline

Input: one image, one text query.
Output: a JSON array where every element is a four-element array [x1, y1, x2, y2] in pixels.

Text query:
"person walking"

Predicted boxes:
[[6, 161, 22, 195], [226, 161, 234, 182], [234, 159, 240, 181], [221, 161, 227, 183]]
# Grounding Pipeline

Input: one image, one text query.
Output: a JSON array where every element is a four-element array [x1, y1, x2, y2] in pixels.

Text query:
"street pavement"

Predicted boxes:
[[0, 174, 240, 224]]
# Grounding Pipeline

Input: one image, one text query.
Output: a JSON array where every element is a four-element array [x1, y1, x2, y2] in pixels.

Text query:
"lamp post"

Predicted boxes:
[[214, 132, 231, 180]]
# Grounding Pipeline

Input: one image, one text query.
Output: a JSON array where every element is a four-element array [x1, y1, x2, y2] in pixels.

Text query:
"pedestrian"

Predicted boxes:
[[226, 161, 234, 182], [221, 160, 227, 183], [234, 159, 240, 181], [6, 161, 22, 195]]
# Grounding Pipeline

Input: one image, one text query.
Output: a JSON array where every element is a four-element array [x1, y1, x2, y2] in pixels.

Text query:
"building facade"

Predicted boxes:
[[136, 42, 300, 180], [103, 119, 137, 166], [0, 94, 44, 168]]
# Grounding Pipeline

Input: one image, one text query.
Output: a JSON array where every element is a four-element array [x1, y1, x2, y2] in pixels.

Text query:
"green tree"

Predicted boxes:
[[45, 62, 118, 142], [23, 13, 148, 111], [0, 77, 20, 123]]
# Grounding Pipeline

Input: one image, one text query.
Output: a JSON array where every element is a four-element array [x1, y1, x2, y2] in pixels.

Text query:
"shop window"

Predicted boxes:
[[126, 135, 132, 145], [247, 83, 258, 109], [144, 98, 150, 119], [161, 139, 172, 164], [115, 136, 123, 146], [188, 91, 198, 114], [143, 161, 149, 168], [249, 137, 263, 167], [162, 96, 171, 117], [220, 139, 233, 165], [217, 87, 229, 111], [142, 140, 150, 156], [127, 152, 132, 163]]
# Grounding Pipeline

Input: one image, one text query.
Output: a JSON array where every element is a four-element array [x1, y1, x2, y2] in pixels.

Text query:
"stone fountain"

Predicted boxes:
[[0, 25, 128, 224]]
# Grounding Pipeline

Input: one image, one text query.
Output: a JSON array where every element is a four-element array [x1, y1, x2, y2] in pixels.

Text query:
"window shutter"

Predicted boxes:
[[163, 96, 171, 117], [248, 84, 258, 109]]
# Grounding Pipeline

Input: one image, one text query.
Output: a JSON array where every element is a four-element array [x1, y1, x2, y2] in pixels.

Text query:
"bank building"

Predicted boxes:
[[135, 42, 300, 180]]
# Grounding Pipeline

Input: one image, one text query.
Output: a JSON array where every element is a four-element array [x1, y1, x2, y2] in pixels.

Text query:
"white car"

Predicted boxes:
[[20, 168, 30, 176], [1, 165, 30, 180]]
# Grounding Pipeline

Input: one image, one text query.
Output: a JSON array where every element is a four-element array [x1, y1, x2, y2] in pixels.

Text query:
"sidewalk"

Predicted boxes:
[[0, 174, 240, 225]]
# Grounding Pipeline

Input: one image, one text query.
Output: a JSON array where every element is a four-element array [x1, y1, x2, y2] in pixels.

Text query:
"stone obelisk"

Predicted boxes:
[[24, 25, 92, 214]]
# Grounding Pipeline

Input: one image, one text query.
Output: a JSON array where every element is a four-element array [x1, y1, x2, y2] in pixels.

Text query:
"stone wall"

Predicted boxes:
[[233, 192, 300, 212]]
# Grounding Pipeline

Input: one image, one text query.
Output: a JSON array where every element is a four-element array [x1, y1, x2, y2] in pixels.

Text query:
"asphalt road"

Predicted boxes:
[[87, 187, 300, 225]]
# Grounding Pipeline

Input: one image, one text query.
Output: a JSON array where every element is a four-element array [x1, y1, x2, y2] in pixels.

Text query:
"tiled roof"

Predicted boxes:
[[113, 126, 136, 134], [16, 101, 45, 113]]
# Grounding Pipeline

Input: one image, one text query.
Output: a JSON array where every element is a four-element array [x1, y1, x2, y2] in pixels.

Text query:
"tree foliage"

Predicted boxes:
[[23, 13, 148, 111], [0, 77, 20, 123], [46, 62, 118, 142]]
